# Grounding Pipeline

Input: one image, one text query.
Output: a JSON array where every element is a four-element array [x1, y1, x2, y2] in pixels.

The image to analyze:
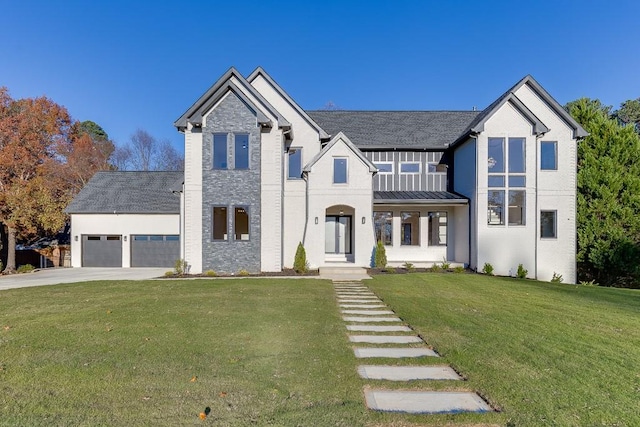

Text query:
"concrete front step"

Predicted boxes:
[[354, 347, 438, 358], [341, 310, 395, 315], [358, 365, 462, 381], [338, 299, 383, 304], [343, 316, 401, 323], [364, 390, 492, 414], [336, 296, 380, 300], [347, 325, 412, 332], [349, 335, 422, 344], [340, 304, 386, 309], [321, 266, 370, 280]]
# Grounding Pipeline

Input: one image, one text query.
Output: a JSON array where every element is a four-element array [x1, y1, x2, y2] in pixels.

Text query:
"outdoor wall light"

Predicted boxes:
[[74, 236, 78, 242], [315, 217, 318, 224], [124, 236, 127, 242], [362, 216, 366, 224]]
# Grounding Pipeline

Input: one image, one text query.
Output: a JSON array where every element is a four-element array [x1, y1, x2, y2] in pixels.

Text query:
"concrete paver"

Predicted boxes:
[[338, 299, 383, 304], [347, 325, 412, 332], [358, 365, 462, 381], [340, 304, 386, 308], [349, 335, 422, 344], [343, 316, 401, 323], [341, 309, 395, 315], [364, 390, 492, 414], [354, 347, 438, 358]]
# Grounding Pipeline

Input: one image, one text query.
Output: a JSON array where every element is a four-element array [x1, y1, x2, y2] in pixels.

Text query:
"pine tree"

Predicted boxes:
[[374, 240, 387, 268], [293, 242, 308, 273]]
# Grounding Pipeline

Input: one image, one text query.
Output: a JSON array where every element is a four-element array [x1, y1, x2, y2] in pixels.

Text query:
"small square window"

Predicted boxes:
[[488, 176, 505, 187], [541, 141, 557, 170], [374, 162, 393, 174], [400, 162, 420, 174], [541, 210, 557, 238], [235, 134, 249, 169], [288, 148, 302, 179], [213, 134, 227, 169], [509, 176, 526, 187], [333, 158, 348, 184]]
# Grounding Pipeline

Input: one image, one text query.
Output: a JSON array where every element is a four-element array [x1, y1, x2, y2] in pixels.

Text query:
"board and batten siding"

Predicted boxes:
[[364, 151, 447, 191]]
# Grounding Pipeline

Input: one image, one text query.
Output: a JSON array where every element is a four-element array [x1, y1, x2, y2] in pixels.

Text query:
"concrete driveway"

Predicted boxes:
[[0, 268, 168, 291]]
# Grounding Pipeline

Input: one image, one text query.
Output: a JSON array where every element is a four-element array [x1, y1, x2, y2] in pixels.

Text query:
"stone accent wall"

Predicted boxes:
[[201, 92, 261, 273]]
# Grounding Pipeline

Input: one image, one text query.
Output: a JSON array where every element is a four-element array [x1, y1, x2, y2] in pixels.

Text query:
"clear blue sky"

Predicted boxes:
[[2, 0, 639, 154]]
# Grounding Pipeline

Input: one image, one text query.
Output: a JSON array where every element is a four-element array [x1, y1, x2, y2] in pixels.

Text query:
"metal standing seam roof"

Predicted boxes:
[[307, 111, 481, 149], [65, 171, 184, 214], [374, 191, 468, 204]]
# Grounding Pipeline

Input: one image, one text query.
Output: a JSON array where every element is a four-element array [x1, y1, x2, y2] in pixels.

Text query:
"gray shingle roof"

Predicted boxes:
[[307, 111, 480, 149], [374, 191, 468, 204], [65, 171, 183, 214]]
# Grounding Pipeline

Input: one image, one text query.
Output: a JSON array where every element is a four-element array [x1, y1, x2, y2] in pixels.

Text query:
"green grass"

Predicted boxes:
[[1, 276, 639, 426], [367, 274, 640, 426]]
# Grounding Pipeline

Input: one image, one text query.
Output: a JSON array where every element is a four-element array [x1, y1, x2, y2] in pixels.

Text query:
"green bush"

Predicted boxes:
[[482, 263, 494, 275], [164, 270, 174, 277], [238, 269, 250, 276], [174, 259, 188, 275], [383, 267, 396, 273], [374, 241, 387, 268], [453, 266, 465, 274], [293, 242, 308, 273], [441, 258, 451, 270], [17, 264, 35, 273], [430, 263, 442, 273], [517, 264, 528, 279], [205, 270, 217, 277], [551, 272, 564, 283], [403, 262, 415, 272]]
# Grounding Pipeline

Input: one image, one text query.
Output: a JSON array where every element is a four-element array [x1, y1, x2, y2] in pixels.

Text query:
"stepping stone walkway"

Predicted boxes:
[[333, 280, 493, 415]]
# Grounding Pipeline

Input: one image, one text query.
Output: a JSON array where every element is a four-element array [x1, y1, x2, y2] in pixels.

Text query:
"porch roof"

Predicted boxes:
[[373, 191, 468, 205]]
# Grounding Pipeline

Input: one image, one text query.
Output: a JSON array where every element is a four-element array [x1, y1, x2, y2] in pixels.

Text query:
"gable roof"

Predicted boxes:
[[247, 67, 330, 140], [65, 171, 183, 214], [307, 110, 480, 150], [450, 75, 588, 148], [174, 67, 290, 131], [303, 131, 377, 174]]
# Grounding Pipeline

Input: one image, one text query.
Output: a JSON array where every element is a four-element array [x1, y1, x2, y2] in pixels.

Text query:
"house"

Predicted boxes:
[[66, 67, 586, 283]]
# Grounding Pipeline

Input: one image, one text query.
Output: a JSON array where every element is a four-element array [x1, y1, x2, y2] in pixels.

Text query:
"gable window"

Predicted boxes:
[[213, 134, 227, 169], [540, 210, 557, 238], [235, 134, 249, 169], [400, 162, 420, 174], [333, 158, 348, 184], [488, 137, 526, 225], [288, 148, 302, 179], [373, 211, 393, 246], [401, 211, 420, 246], [234, 207, 250, 240], [213, 206, 227, 240], [428, 211, 447, 246], [374, 162, 393, 174], [541, 141, 557, 170]]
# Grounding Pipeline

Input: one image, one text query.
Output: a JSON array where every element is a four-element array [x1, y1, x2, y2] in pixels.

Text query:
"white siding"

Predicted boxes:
[[183, 125, 203, 273]]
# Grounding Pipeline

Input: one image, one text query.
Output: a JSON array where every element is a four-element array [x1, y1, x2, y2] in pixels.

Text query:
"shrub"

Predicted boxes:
[[238, 269, 250, 276], [430, 263, 442, 273], [453, 266, 465, 274], [17, 264, 35, 273], [482, 263, 494, 275], [580, 280, 597, 286], [383, 267, 396, 273], [164, 270, 174, 277], [374, 241, 387, 268], [293, 242, 308, 273], [551, 272, 564, 283], [174, 259, 188, 275], [441, 258, 451, 270], [516, 264, 528, 279], [403, 262, 415, 272], [205, 270, 217, 277]]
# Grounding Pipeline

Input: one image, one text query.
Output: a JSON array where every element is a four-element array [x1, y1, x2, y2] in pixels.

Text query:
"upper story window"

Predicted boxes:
[[234, 134, 249, 169], [213, 134, 227, 169], [541, 141, 557, 170], [400, 162, 420, 174], [374, 162, 393, 174], [427, 163, 446, 173], [288, 148, 302, 179], [333, 158, 348, 184], [488, 137, 526, 225]]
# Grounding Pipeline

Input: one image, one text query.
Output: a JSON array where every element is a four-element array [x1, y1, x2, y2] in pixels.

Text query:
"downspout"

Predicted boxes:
[[466, 134, 478, 271], [301, 171, 309, 247]]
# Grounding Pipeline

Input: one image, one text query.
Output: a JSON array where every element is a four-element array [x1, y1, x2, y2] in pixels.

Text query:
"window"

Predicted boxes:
[[165, 235, 180, 241], [541, 141, 557, 170], [400, 162, 420, 174], [373, 211, 393, 246], [488, 190, 505, 225], [134, 235, 148, 241], [428, 212, 447, 246], [401, 212, 420, 245], [150, 235, 163, 241], [213, 206, 227, 240], [235, 134, 249, 169], [508, 190, 526, 225], [488, 137, 526, 225], [234, 207, 249, 240], [288, 148, 302, 179], [374, 162, 393, 174], [333, 158, 347, 183], [428, 163, 446, 173], [106, 236, 120, 241], [213, 134, 227, 169], [540, 211, 557, 238]]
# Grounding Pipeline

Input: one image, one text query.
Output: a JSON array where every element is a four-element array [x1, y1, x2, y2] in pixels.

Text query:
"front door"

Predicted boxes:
[[325, 215, 352, 254]]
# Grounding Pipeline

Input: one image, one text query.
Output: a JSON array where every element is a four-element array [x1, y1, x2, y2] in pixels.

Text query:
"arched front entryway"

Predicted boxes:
[[325, 205, 355, 262]]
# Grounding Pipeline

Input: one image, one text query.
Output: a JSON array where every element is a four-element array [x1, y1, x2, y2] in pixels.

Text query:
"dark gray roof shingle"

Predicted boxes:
[[65, 171, 183, 214], [307, 111, 480, 149]]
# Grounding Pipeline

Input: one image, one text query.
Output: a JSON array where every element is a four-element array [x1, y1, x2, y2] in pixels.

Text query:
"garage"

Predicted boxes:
[[131, 235, 180, 267], [82, 235, 123, 267]]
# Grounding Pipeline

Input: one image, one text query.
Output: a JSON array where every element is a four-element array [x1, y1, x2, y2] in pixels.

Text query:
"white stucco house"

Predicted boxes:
[[66, 67, 586, 282]]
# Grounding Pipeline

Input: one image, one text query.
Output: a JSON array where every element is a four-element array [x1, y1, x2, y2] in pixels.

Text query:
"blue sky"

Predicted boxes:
[[2, 0, 639, 154]]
